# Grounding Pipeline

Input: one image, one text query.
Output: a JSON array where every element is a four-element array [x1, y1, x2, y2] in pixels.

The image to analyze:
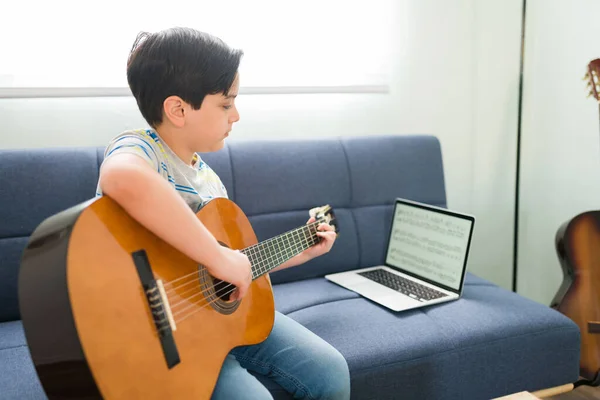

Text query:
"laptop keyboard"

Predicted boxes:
[[357, 269, 448, 302]]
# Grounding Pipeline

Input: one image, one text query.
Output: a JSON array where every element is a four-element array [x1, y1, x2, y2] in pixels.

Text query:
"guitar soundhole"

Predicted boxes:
[[213, 278, 233, 301], [196, 242, 241, 315]]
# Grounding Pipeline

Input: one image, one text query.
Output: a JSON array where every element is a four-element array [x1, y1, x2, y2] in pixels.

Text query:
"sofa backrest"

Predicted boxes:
[[0, 135, 446, 322]]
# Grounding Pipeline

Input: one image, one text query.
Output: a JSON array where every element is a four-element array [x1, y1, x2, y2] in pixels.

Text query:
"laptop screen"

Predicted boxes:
[[385, 200, 474, 292]]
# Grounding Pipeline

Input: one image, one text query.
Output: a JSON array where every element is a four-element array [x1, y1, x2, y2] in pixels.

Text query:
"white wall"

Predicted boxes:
[[518, 0, 600, 304], [0, 0, 523, 291], [471, 0, 523, 292]]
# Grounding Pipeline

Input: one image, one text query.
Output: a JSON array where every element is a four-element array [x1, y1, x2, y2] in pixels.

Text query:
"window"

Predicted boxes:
[[0, 0, 395, 94]]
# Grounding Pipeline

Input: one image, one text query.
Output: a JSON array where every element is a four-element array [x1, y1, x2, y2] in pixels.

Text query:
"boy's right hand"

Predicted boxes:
[[206, 246, 252, 301]]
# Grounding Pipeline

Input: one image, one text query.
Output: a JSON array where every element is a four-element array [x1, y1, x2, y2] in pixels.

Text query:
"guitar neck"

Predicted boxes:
[[240, 221, 321, 279]]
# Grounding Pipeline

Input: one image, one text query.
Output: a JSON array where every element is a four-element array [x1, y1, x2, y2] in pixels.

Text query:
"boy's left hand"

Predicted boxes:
[[301, 216, 337, 261]]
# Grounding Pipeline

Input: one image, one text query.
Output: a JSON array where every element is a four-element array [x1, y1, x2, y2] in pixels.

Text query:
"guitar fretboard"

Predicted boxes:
[[240, 222, 321, 279]]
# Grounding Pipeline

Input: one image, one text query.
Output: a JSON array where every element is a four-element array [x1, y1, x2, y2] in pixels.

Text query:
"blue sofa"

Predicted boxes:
[[0, 135, 580, 399]]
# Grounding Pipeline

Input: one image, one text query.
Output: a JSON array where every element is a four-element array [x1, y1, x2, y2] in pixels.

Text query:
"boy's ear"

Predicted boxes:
[[163, 96, 186, 128]]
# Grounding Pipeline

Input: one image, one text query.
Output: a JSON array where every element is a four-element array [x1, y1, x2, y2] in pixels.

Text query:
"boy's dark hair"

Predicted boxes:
[[126, 27, 243, 127]]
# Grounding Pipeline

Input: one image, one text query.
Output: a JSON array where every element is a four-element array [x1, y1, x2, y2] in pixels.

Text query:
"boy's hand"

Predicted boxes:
[[301, 217, 337, 261], [206, 246, 252, 301]]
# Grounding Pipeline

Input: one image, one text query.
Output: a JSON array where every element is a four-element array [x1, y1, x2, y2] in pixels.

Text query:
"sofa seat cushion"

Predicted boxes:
[[0, 273, 580, 400], [257, 273, 580, 400], [0, 321, 46, 399], [270, 272, 494, 316]]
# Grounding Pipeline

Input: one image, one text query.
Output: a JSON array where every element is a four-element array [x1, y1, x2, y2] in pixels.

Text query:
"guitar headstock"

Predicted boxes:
[[309, 204, 339, 235], [585, 59, 600, 102]]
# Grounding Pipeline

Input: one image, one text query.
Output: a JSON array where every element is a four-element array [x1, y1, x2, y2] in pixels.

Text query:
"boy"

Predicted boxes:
[[96, 27, 351, 399]]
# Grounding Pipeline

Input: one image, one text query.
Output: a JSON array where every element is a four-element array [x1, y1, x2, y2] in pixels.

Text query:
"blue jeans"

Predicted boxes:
[[211, 311, 351, 399]]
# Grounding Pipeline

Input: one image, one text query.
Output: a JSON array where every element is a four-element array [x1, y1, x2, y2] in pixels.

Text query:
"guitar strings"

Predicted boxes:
[[162, 220, 321, 301], [161, 222, 322, 320], [152, 280, 242, 327], [163, 221, 319, 293], [167, 229, 321, 315], [161, 237, 271, 289], [173, 231, 322, 323], [152, 222, 329, 326], [172, 236, 321, 324], [172, 281, 245, 320], [161, 220, 322, 295], [174, 284, 246, 324]]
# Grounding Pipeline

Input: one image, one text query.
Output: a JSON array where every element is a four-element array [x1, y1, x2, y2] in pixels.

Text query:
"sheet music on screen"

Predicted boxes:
[[385, 203, 472, 291]]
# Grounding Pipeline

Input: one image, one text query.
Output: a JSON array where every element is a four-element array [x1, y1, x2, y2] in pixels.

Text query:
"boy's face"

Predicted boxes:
[[184, 74, 240, 153]]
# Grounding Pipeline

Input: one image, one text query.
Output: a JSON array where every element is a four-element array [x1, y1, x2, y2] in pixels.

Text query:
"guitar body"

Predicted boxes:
[[551, 59, 600, 385], [18, 196, 275, 399], [551, 211, 600, 382]]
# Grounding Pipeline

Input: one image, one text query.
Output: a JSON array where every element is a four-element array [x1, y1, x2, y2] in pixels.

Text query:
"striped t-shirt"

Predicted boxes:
[[96, 129, 228, 212]]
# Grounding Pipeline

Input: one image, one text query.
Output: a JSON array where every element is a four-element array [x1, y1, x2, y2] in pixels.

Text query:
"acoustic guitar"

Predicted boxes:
[[550, 58, 600, 386], [18, 195, 338, 399]]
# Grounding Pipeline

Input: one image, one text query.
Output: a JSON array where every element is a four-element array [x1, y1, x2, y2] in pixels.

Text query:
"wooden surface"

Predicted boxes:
[[547, 385, 600, 400], [67, 197, 276, 398], [534, 384, 576, 398], [493, 383, 600, 400]]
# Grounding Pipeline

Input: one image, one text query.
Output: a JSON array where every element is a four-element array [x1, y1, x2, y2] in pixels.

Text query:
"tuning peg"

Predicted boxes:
[[588, 90, 595, 98], [584, 71, 591, 81]]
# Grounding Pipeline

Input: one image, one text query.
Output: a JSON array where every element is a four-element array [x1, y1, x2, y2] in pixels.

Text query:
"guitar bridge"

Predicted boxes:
[[132, 250, 180, 369], [145, 279, 177, 334]]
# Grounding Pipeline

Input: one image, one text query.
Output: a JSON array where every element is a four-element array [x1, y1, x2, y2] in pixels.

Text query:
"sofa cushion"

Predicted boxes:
[[271, 276, 361, 315], [225, 139, 352, 216], [341, 135, 446, 208], [257, 273, 580, 400], [0, 148, 100, 239], [0, 238, 29, 323], [271, 273, 495, 317], [0, 148, 100, 322], [0, 321, 45, 399]]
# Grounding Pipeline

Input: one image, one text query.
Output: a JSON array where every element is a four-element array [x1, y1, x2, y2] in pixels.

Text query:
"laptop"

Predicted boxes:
[[325, 198, 475, 312]]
